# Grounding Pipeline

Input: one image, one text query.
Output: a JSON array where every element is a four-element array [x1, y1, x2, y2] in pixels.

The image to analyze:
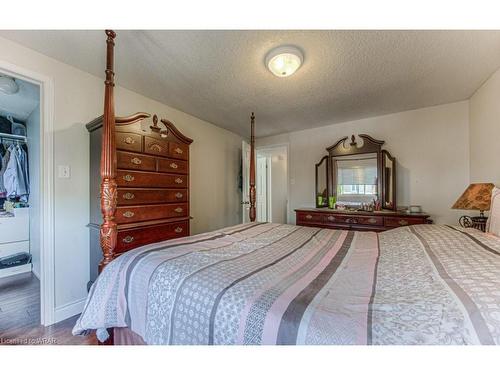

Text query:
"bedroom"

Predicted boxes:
[[2, 0, 500, 373]]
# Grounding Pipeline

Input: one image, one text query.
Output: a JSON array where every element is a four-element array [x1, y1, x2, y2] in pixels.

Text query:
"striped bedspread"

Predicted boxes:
[[73, 222, 500, 344]]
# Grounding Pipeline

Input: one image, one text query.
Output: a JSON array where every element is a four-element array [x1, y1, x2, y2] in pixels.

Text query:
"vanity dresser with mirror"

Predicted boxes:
[[296, 134, 431, 231]]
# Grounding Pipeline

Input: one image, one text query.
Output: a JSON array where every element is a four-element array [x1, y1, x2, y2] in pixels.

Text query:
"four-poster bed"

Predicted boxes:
[[73, 30, 500, 345]]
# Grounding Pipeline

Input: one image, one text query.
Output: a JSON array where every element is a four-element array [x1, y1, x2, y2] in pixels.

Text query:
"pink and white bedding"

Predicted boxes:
[[73, 222, 500, 344]]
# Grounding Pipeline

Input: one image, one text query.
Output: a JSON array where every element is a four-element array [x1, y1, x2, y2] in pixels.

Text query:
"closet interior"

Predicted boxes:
[[0, 74, 40, 282]]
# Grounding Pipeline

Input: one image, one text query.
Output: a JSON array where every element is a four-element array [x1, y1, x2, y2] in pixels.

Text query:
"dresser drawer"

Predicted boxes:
[[169, 141, 189, 160], [117, 188, 188, 205], [116, 203, 189, 224], [116, 220, 189, 253], [117, 151, 156, 171], [144, 136, 169, 157], [157, 158, 188, 174], [297, 212, 324, 224], [116, 132, 142, 152], [117, 170, 188, 188], [324, 214, 383, 226], [384, 217, 425, 227]]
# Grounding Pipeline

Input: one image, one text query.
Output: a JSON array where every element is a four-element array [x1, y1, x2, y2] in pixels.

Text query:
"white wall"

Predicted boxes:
[[469, 67, 500, 186], [0, 36, 243, 320], [26, 103, 40, 278], [257, 101, 471, 225]]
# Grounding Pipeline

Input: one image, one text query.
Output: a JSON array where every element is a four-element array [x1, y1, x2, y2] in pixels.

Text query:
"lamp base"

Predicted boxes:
[[459, 215, 488, 232]]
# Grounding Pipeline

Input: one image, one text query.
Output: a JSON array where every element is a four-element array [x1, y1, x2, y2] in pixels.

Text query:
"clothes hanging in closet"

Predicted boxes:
[[1, 143, 29, 201]]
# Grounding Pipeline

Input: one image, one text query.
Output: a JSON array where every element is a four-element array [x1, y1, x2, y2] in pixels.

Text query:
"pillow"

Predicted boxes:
[[486, 186, 500, 236]]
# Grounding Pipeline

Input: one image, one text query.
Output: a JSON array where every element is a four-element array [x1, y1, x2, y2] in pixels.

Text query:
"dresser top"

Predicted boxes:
[[295, 207, 430, 218]]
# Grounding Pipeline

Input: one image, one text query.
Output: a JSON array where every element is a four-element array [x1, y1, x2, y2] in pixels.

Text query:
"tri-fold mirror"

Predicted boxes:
[[315, 134, 396, 210]]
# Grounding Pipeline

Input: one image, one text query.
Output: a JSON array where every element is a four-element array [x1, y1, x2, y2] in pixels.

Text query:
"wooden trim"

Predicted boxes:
[[249, 113, 256, 222], [98, 30, 118, 273], [160, 118, 194, 145], [86, 112, 151, 132], [326, 134, 384, 156]]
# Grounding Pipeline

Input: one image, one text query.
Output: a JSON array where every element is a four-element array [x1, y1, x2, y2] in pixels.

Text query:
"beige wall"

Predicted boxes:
[[469, 67, 500, 186], [257, 101, 471, 225], [0, 36, 243, 319]]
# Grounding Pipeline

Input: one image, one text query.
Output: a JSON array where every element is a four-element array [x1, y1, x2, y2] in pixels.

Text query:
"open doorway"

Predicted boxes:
[[0, 73, 41, 334], [256, 145, 288, 224], [0, 61, 55, 331]]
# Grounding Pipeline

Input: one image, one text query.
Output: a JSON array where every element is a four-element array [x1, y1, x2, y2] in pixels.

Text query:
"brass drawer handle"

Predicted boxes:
[[175, 178, 183, 184], [174, 227, 183, 233], [123, 211, 135, 218], [305, 214, 313, 220], [174, 207, 184, 213], [169, 162, 178, 169], [174, 147, 183, 154], [123, 192, 135, 200], [123, 174, 135, 182], [131, 157, 142, 165], [327, 216, 335, 222], [122, 236, 134, 244], [175, 192, 183, 199], [149, 143, 163, 152], [399, 219, 409, 226], [368, 218, 378, 224], [123, 137, 135, 145]]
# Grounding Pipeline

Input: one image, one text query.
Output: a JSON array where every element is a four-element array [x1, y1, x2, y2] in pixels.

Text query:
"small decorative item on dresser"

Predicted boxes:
[[452, 183, 495, 232], [409, 205, 422, 213]]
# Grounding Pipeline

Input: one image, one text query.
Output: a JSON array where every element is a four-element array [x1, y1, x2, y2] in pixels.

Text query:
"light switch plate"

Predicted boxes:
[[58, 165, 71, 179]]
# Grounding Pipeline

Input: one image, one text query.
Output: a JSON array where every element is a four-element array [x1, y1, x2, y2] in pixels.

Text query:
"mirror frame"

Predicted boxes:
[[317, 134, 396, 211], [315, 155, 329, 208], [381, 149, 396, 210]]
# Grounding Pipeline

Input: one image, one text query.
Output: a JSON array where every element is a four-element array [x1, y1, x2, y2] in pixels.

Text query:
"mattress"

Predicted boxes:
[[73, 222, 500, 344]]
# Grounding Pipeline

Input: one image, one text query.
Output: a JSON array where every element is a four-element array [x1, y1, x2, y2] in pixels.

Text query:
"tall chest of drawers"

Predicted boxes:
[[86, 113, 193, 287]]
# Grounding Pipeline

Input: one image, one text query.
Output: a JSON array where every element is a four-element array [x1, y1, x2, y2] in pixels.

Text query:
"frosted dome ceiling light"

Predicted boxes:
[[0, 76, 19, 95], [265, 46, 304, 78]]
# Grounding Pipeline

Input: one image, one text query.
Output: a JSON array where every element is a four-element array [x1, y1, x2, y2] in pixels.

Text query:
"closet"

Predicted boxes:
[[0, 122, 31, 277], [0, 73, 42, 335], [0, 76, 39, 281]]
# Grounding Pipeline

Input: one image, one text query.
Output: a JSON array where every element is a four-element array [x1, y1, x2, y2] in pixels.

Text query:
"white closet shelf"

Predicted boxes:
[[0, 132, 27, 140]]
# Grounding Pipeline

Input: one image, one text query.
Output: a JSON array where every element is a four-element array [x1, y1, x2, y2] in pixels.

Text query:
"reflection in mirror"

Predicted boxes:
[[334, 153, 378, 208], [315, 156, 328, 207], [382, 151, 396, 209]]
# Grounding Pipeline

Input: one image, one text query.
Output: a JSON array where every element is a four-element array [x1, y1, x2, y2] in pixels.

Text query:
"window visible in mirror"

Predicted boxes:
[[334, 154, 378, 207]]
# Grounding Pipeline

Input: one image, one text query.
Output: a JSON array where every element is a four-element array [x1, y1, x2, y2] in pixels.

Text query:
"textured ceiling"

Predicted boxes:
[[2, 30, 500, 137]]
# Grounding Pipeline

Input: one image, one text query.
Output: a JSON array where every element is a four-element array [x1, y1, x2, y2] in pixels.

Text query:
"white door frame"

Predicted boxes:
[[255, 144, 290, 224], [0, 60, 55, 326]]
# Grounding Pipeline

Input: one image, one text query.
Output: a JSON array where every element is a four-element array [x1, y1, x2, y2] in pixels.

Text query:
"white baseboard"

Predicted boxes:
[[54, 297, 87, 323], [32, 266, 40, 280]]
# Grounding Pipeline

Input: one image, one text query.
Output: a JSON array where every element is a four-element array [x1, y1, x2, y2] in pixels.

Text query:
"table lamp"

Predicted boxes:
[[452, 183, 494, 232]]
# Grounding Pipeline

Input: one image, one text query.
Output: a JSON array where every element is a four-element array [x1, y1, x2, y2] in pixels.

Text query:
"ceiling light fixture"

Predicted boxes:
[[0, 76, 19, 95], [265, 46, 304, 78]]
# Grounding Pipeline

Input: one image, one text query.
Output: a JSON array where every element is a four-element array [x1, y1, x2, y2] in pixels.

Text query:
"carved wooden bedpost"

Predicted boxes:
[[249, 112, 256, 222], [99, 30, 118, 273]]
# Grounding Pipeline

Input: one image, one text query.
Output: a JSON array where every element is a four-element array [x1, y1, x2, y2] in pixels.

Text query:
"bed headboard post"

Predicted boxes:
[[98, 29, 118, 273], [249, 112, 256, 222]]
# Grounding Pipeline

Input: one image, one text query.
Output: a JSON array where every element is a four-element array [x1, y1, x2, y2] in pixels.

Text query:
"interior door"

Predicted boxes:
[[256, 156, 268, 222], [241, 140, 251, 223]]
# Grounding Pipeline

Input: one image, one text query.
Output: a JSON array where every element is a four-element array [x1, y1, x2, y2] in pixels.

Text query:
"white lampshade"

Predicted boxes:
[[0, 76, 19, 95], [265, 46, 304, 78]]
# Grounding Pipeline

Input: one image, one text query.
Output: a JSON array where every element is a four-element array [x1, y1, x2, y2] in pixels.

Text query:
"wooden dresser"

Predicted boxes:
[[295, 208, 431, 232], [86, 113, 192, 287]]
